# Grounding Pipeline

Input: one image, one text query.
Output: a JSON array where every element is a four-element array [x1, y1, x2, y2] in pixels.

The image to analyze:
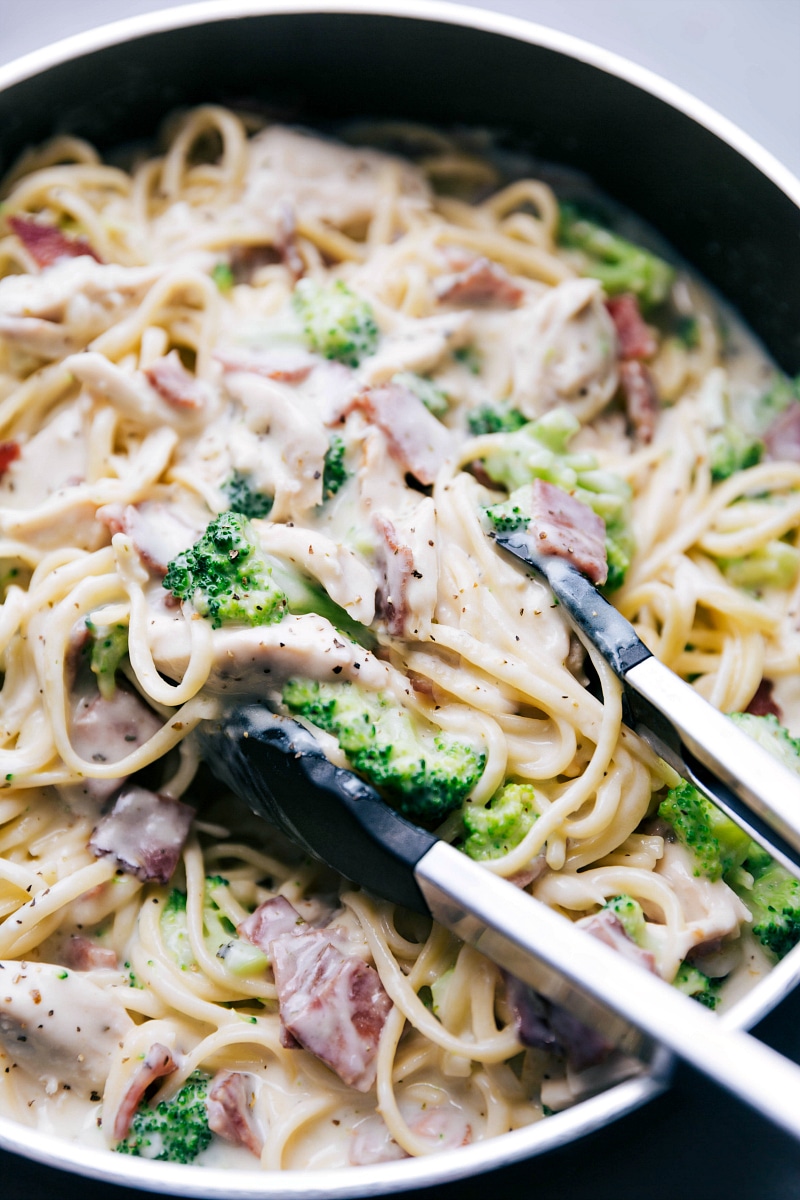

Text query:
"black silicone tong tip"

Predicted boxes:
[[199, 706, 436, 914]]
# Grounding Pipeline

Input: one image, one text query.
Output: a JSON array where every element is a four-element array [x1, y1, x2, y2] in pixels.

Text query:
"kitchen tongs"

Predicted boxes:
[[492, 530, 800, 876], [200, 540, 800, 1143]]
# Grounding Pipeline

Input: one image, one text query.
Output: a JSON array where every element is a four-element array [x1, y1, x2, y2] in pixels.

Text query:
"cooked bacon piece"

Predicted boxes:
[[504, 973, 611, 1072], [271, 929, 392, 1091], [526, 478, 608, 585], [214, 347, 318, 384], [411, 1106, 472, 1148], [144, 350, 207, 411], [229, 244, 281, 282], [745, 678, 782, 720], [237, 895, 306, 951], [435, 254, 523, 308], [69, 683, 163, 803], [89, 786, 194, 884], [0, 440, 20, 479], [97, 501, 199, 575], [373, 514, 415, 637], [764, 401, 800, 463], [113, 1043, 178, 1141], [619, 360, 659, 444], [63, 934, 118, 971], [352, 383, 453, 486], [8, 216, 102, 268], [207, 1070, 264, 1158], [605, 293, 657, 360], [577, 908, 658, 974]]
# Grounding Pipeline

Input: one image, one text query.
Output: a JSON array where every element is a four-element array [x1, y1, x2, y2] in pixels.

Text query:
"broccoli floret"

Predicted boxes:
[[742, 861, 800, 960], [393, 372, 449, 418], [462, 782, 537, 860], [708, 425, 763, 483], [163, 512, 287, 629], [292, 279, 378, 367], [480, 408, 634, 590], [115, 1070, 212, 1162], [673, 961, 721, 1009], [719, 540, 800, 590], [558, 203, 675, 309], [161, 877, 268, 976], [604, 894, 647, 945], [211, 262, 234, 293], [221, 471, 273, 519], [86, 619, 128, 700], [729, 711, 800, 776], [467, 403, 527, 436], [282, 678, 485, 822], [658, 780, 751, 881], [322, 435, 349, 499], [674, 314, 700, 350]]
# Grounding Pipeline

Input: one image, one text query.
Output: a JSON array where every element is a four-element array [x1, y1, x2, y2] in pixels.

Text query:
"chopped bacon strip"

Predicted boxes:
[[373, 514, 415, 637], [89, 786, 194, 884], [113, 1043, 177, 1141], [526, 478, 608, 585], [144, 351, 207, 411], [229, 243, 281, 282], [0, 440, 20, 479], [352, 383, 453, 485], [63, 934, 118, 971], [271, 929, 392, 1091], [97, 501, 199, 575], [238, 895, 306, 951], [8, 216, 102, 268], [606, 293, 657, 360], [504, 973, 611, 1072], [619, 359, 659, 445], [207, 1070, 264, 1158], [764, 401, 800, 463], [69, 683, 163, 803], [214, 348, 317, 384], [577, 908, 658, 974], [435, 254, 523, 308], [745, 678, 782, 720]]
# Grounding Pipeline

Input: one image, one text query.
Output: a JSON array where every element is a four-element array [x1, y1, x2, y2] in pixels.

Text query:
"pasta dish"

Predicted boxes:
[[0, 107, 799, 1170]]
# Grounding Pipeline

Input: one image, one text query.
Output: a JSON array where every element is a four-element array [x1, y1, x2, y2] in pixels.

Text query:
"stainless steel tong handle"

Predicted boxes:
[[416, 841, 800, 1142], [494, 533, 800, 872]]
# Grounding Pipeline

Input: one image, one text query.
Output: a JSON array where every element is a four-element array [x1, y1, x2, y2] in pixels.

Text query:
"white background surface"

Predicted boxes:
[[2, 0, 799, 177]]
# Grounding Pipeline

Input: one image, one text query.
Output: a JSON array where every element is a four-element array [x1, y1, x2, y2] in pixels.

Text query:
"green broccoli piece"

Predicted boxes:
[[86, 619, 128, 700], [480, 408, 634, 590], [558, 203, 675, 309], [393, 372, 449, 418], [674, 314, 700, 350], [467, 404, 527, 436], [211, 263, 234, 293], [729, 711, 800, 775], [164, 511, 287, 629], [741, 860, 800, 960], [658, 779, 751, 881], [673, 961, 721, 1009], [221, 471, 273, 519], [282, 678, 485, 822], [604, 894, 647, 945], [115, 1070, 212, 1162], [322, 435, 349, 499], [708, 426, 763, 483], [161, 877, 268, 976], [462, 782, 537, 860], [292, 279, 378, 367], [719, 540, 800, 590]]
